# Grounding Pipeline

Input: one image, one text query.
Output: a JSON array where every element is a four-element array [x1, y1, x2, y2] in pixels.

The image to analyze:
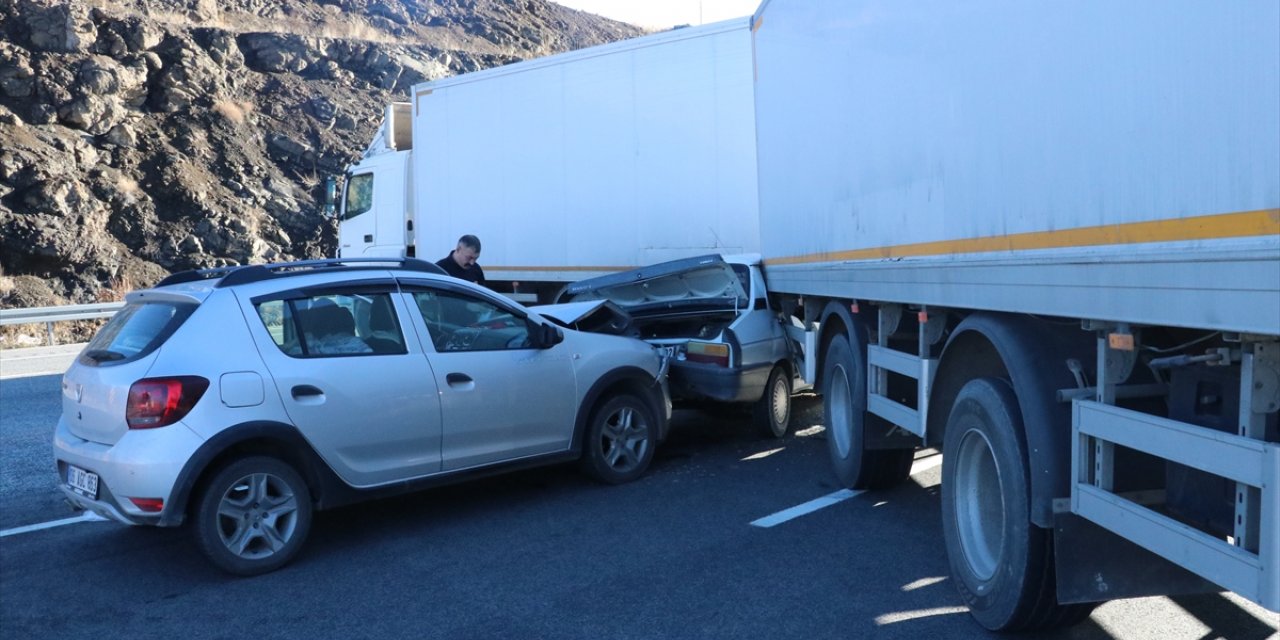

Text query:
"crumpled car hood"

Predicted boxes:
[[530, 300, 612, 325], [563, 254, 746, 312], [531, 299, 635, 337]]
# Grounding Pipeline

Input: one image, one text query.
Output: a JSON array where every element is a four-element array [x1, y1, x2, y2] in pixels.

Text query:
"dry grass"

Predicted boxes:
[[296, 169, 321, 190], [0, 264, 13, 298], [95, 276, 132, 303], [212, 100, 254, 124], [116, 175, 139, 197]]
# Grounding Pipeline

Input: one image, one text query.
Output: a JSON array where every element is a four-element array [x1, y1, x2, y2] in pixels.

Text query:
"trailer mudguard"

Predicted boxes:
[[815, 300, 861, 393], [930, 312, 1094, 528]]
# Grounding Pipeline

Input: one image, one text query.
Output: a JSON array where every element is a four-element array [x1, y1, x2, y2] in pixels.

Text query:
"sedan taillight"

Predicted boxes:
[[685, 342, 730, 367], [126, 377, 209, 429]]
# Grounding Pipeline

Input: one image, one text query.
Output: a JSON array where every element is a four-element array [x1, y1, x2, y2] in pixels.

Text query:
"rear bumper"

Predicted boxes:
[[52, 416, 205, 527], [58, 480, 158, 526], [669, 360, 773, 404]]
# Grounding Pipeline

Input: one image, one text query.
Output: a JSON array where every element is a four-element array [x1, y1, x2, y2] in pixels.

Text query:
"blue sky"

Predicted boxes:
[[554, 0, 760, 30]]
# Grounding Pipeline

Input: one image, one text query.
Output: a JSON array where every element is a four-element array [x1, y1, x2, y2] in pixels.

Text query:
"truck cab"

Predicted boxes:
[[338, 103, 413, 259]]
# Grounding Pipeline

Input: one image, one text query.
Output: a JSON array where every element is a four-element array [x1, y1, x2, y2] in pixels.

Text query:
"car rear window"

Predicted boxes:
[[79, 301, 197, 367]]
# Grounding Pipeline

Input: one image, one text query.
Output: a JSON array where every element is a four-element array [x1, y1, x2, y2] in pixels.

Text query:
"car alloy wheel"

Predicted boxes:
[[582, 393, 655, 484], [193, 456, 312, 576]]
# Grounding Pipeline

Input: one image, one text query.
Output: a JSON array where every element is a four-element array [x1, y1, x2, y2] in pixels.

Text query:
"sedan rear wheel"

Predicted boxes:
[[193, 456, 312, 576], [581, 393, 655, 484], [753, 365, 792, 439]]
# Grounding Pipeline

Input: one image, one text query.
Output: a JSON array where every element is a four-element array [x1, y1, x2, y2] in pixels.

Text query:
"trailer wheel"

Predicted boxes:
[[822, 333, 913, 489], [940, 377, 1093, 631]]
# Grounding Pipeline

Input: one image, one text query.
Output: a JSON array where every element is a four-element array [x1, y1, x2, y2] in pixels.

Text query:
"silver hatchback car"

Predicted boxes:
[[54, 258, 669, 575]]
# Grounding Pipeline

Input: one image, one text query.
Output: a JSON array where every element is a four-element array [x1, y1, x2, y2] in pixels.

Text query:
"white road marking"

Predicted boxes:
[[750, 489, 864, 528], [0, 512, 109, 538], [874, 605, 970, 625], [741, 447, 786, 461], [750, 454, 945, 528], [900, 576, 948, 592]]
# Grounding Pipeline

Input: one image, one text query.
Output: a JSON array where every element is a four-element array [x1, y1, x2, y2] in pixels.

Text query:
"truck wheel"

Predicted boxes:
[[581, 393, 656, 484], [940, 377, 1093, 631], [823, 333, 913, 489], [753, 365, 792, 439], [192, 456, 313, 576]]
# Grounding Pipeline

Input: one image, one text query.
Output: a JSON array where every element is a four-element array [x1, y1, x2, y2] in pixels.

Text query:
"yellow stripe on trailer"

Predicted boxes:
[[764, 209, 1280, 267]]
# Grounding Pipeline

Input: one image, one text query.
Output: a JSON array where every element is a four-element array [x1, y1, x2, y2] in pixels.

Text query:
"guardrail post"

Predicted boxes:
[[46, 321, 55, 346]]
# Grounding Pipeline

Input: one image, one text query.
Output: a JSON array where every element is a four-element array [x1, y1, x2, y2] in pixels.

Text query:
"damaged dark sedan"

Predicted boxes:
[[546, 254, 801, 438]]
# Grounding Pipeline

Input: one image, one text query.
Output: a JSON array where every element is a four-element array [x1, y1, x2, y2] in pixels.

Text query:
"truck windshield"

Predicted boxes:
[[343, 173, 373, 220]]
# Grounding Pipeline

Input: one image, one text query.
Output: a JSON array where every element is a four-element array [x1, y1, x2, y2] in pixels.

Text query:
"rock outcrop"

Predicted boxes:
[[0, 0, 643, 306]]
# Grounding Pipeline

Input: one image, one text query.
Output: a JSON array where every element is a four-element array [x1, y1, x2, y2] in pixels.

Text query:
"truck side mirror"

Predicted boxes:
[[324, 176, 338, 217]]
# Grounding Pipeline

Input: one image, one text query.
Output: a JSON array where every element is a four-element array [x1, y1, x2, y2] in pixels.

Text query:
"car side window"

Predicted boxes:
[[412, 290, 531, 352], [256, 292, 407, 358]]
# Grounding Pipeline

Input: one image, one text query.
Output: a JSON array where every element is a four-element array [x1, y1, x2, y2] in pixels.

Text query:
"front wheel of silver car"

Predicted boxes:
[[581, 393, 656, 485], [193, 456, 313, 576]]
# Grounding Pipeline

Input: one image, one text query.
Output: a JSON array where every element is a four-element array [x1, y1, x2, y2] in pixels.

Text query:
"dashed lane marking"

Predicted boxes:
[[750, 489, 864, 528], [0, 512, 108, 538], [749, 454, 943, 528]]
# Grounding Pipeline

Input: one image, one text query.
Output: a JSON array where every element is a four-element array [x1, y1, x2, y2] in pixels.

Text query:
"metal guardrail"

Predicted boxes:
[[0, 302, 125, 345]]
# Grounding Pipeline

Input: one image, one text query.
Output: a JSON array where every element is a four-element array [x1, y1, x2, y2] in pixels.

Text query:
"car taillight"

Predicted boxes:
[[685, 342, 730, 367], [126, 376, 209, 429], [129, 497, 165, 512]]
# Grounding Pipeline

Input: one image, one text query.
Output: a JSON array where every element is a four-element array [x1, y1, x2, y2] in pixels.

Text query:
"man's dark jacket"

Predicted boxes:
[[436, 251, 486, 285]]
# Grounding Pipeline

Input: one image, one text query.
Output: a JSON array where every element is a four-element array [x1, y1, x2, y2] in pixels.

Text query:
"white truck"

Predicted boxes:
[[751, 0, 1280, 631], [336, 19, 759, 302]]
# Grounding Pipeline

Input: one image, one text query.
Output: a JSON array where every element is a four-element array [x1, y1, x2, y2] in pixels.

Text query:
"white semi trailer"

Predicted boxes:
[[337, 19, 759, 302], [751, 0, 1280, 630]]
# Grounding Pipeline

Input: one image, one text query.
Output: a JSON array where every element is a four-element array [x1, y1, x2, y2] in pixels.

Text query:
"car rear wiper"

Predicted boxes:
[[82, 349, 126, 363]]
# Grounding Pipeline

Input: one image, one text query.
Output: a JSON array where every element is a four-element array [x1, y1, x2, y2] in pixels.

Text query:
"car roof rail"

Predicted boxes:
[[216, 258, 447, 287], [156, 258, 446, 289], [154, 265, 245, 288]]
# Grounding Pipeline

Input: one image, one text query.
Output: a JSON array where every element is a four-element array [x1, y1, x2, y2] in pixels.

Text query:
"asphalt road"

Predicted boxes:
[[1, 359, 1277, 639]]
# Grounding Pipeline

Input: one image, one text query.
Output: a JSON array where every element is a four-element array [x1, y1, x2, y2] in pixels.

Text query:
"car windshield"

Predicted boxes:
[[80, 300, 197, 366]]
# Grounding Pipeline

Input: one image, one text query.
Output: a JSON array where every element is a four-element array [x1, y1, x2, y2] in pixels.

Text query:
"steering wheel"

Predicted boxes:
[[443, 328, 479, 352]]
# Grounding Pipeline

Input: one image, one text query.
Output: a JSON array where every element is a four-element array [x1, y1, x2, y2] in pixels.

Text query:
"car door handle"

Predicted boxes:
[[291, 384, 324, 399], [446, 373, 473, 386], [363, 234, 373, 242]]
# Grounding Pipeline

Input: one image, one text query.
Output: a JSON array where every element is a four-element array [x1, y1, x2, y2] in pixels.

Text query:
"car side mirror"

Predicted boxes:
[[529, 320, 564, 349]]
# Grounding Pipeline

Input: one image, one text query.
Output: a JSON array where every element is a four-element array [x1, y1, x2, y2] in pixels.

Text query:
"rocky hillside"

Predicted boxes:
[[0, 0, 642, 309]]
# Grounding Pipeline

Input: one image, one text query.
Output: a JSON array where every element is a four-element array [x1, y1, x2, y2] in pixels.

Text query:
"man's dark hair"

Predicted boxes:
[[458, 234, 481, 253]]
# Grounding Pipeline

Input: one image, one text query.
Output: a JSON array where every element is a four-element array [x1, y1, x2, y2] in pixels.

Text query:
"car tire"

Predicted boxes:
[[753, 365, 792, 439], [192, 456, 313, 576], [823, 333, 913, 489], [940, 377, 1094, 631], [581, 393, 656, 484]]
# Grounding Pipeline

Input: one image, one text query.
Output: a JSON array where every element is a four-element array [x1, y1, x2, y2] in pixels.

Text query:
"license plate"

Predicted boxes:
[[67, 465, 99, 500]]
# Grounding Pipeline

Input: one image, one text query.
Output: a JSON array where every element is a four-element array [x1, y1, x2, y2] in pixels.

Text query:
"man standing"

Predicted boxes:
[[436, 234, 486, 286]]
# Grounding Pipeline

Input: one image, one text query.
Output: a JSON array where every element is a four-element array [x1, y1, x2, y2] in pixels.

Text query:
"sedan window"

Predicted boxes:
[[412, 290, 531, 352], [256, 292, 407, 357]]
